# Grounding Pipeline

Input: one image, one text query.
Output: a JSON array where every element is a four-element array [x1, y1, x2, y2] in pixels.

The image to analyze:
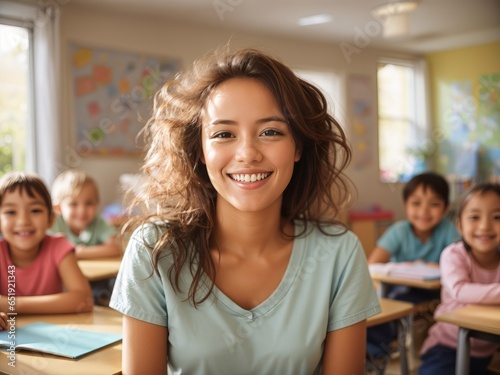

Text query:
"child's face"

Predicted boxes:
[[0, 188, 53, 256], [57, 183, 98, 234], [405, 184, 447, 235], [459, 191, 500, 255]]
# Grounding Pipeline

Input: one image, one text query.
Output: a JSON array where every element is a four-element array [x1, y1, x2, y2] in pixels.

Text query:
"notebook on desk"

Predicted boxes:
[[369, 262, 441, 281], [0, 322, 122, 359]]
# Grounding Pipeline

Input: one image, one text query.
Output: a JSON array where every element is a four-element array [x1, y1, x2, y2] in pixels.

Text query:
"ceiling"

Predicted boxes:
[[70, 0, 500, 53]]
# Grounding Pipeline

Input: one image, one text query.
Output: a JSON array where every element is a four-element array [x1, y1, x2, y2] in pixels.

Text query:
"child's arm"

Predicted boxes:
[[0, 252, 93, 314], [368, 246, 391, 264], [75, 235, 121, 259], [441, 246, 500, 304]]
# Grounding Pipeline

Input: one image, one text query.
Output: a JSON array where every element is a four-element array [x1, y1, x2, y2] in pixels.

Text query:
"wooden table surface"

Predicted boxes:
[[77, 258, 122, 282], [0, 306, 123, 375], [436, 304, 500, 335]]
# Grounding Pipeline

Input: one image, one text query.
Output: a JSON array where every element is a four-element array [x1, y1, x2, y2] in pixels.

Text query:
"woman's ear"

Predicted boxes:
[[294, 147, 302, 162], [53, 205, 61, 215]]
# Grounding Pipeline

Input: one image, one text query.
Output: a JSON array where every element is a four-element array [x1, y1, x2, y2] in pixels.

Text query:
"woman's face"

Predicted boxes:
[[201, 78, 300, 215]]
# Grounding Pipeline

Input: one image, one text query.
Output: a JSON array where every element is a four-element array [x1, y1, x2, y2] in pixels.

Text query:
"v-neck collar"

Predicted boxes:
[[208, 222, 304, 320]]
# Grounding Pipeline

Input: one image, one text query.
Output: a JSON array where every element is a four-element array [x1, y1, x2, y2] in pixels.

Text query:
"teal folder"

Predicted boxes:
[[0, 322, 122, 359]]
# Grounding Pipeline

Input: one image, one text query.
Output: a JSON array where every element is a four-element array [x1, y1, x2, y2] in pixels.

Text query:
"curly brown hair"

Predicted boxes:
[[130, 46, 353, 305]]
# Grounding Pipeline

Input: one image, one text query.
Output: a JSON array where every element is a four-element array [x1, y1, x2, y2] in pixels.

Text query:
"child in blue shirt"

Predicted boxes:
[[366, 172, 459, 371]]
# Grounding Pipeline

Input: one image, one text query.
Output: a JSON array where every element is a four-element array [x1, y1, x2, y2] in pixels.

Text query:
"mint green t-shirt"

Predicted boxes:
[[49, 214, 116, 246], [110, 221, 381, 375]]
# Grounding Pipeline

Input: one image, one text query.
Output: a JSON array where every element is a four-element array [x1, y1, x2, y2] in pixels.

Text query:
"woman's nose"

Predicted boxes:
[[235, 138, 262, 163]]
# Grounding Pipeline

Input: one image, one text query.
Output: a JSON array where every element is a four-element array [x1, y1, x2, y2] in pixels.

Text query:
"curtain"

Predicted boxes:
[[33, 5, 62, 186]]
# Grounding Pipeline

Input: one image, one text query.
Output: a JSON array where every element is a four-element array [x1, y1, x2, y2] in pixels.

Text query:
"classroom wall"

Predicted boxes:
[[59, 3, 417, 219], [426, 42, 500, 189]]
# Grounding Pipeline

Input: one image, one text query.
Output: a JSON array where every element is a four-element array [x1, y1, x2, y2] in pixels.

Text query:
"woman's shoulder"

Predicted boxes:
[[298, 221, 362, 250], [129, 221, 170, 246]]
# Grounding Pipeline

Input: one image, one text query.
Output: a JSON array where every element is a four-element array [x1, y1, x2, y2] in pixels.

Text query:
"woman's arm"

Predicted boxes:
[[0, 252, 93, 314], [321, 320, 366, 375], [368, 247, 391, 264], [75, 235, 122, 259], [122, 316, 168, 375]]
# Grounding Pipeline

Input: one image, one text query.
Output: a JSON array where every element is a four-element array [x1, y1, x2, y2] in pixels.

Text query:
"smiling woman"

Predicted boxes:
[[109, 46, 381, 375]]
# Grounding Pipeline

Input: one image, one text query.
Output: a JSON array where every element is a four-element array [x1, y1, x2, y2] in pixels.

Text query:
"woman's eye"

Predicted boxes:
[[213, 131, 233, 139], [261, 129, 283, 137], [2, 210, 15, 215]]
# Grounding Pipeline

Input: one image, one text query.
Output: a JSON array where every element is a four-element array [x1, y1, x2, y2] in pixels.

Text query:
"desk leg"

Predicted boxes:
[[380, 282, 390, 298], [456, 328, 470, 375], [397, 316, 409, 375]]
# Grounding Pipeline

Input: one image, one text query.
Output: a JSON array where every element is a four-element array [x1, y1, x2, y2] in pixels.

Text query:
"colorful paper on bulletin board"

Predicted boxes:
[[347, 74, 373, 169], [438, 141, 478, 179], [69, 44, 180, 155], [476, 72, 500, 148], [445, 80, 476, 144]]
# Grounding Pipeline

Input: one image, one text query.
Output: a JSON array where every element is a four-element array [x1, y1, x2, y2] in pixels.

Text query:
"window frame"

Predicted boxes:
[[377, 56, 430, 183], [0, 14, 36, 175]]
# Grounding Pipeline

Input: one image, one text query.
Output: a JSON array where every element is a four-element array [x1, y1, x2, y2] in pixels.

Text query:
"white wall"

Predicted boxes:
[[59, 3, 413, 219]]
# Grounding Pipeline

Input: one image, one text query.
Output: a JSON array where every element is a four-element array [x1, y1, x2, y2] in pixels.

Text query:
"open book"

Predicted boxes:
[[0, 322, 122, 359], [369, 262, 441, 281]]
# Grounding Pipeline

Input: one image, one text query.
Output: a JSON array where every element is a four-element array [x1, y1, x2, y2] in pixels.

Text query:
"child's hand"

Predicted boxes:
[[0, 312, 8, 331]]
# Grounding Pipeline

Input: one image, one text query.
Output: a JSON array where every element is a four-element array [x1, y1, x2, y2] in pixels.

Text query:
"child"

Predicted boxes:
[[419, 183, 500, 375], [369, 171, 458, 270], [49, 169, 121, 305], [110, 46, 381, 374], [366, 171, 459, 369], [49, 169, 121, 259], [0, 172, 93, 315]]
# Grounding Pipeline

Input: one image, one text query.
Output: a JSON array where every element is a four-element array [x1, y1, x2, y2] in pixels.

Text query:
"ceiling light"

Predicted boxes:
[[298, 14, 333, 26], [372, 1, 419, 18], [382, 14, 410, 37]]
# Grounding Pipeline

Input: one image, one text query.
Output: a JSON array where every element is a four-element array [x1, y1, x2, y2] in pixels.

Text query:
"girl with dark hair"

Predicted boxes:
[[419, 183, 500, 375]]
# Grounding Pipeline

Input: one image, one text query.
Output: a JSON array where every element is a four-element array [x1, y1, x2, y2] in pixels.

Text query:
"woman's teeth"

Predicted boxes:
[[230, 173, 270, 182]]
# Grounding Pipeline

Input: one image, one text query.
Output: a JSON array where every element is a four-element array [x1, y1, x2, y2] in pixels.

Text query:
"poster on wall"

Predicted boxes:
[[347, 74, 373, 170], [438, 73, 500, 181], [69, 43, 180, 155]]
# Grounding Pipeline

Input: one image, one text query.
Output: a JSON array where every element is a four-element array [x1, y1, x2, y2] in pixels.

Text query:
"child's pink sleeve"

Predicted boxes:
[[440, 244, 500, 304]]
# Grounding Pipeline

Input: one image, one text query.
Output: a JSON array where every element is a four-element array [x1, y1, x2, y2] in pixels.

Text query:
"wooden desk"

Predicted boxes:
[[367, 298, 414, 375], [78, 258, 122, 282], [371, 273, 441, 298], [436, 305, 500, 375], [0, 306, 122, 375]]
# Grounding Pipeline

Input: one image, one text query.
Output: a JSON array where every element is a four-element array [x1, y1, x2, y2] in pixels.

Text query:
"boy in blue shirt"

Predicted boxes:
[[366, 172, 459, 371]]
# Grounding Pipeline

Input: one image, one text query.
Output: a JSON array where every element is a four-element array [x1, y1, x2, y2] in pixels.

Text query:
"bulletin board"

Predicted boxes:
[[69, 43, 180, 155], [347, 74, 373, 169]]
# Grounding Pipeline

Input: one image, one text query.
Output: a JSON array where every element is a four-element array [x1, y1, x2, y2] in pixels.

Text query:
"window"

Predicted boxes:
[[0, 22, 34, 178], [377, 59, 429, 183]]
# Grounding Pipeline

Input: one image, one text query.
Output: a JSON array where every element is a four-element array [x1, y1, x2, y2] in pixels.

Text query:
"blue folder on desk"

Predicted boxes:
[[0, 322, 122, 359]]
